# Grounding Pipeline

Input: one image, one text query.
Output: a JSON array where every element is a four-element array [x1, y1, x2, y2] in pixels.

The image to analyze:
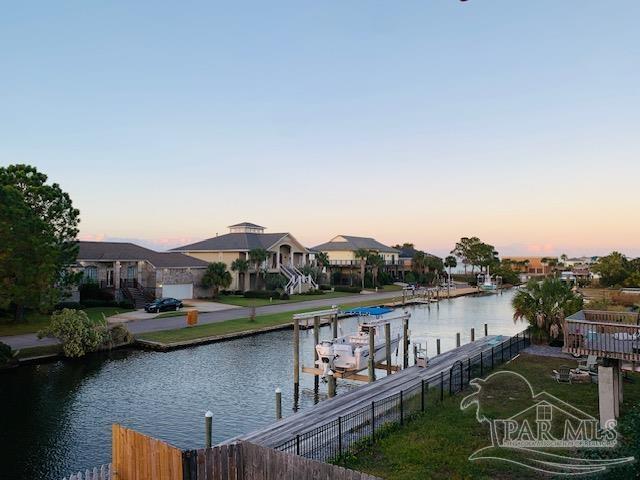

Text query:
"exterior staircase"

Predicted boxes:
[[122, 284, 153, 308], [280, 264, 318, 295]]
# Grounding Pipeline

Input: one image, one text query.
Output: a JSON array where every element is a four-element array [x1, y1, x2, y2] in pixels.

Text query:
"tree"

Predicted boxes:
[[512, 278, 583, 343], [354, 248, 370, 290], [0, 165, 80, 322], [201, 262, 232, 297], [451, 237, 482, 273], [444, 255, 457, 285], [230, 258, 250, 290], [38, 309, 107, 358], [315, 252, 329, 268], [367, 253, 385, 287], [592, 252, 630, 287], [248, 248, 269, 289]]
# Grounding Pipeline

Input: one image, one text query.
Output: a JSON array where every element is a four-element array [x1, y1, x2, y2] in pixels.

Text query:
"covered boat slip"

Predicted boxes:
[[240, 335, 506, 448]]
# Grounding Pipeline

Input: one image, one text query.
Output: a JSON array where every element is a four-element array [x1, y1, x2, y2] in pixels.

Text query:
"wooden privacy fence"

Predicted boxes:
[[183, 441, 381, 480], [112, 424, 184, 480]]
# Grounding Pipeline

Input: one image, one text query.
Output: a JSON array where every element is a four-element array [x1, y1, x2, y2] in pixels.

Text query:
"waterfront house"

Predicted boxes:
[[74, 241, 210, 305], [172, 222, 315, 293], [501, 256, 554, 277], [312, 235, 401, 284]]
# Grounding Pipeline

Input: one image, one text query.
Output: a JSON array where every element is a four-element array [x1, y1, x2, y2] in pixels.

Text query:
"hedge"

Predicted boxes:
[[333, 286, 362, 293]]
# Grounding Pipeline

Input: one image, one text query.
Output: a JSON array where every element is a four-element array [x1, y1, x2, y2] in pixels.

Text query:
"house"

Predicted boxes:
[[312, 235, 401, 283], [172, 222, 315, 293], [396, 245, 442, 281], [501, 256, 554, 277], [74, 241, 210, 305]]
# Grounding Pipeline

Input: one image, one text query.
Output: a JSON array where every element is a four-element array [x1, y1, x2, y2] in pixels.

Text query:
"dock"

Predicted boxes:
[[238, 335, 505, 448]]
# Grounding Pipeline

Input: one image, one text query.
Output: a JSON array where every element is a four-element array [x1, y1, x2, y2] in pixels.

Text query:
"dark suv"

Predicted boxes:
[[144, 298, 183, 313]]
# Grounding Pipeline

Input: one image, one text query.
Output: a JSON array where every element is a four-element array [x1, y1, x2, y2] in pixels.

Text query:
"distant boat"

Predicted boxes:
[[315, 318, 402, 377], [478, 267, 500, 293]]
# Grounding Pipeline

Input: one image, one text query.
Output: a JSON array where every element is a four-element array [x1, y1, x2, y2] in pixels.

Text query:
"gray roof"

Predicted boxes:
[[172, 233, 292, 252], [228, 221, 264, 228], [77, 241, 209, 268], [312, 236, 399, 254]]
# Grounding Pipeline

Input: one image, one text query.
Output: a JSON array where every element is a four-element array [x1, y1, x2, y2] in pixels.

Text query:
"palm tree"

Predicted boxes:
[[444, 255, 457, 288], [512, 278, 583, 343], [412, 251, 427, 274], [248, 248, 269, 289], [201, 262, 232, 297], [367, 253, 385, 287], [315, 251, 329, 268], [230, 258, 250, 291], [354, 248, 370, 290]]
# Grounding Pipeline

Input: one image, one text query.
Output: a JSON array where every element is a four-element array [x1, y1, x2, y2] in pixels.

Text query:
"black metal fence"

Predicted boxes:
[[274, 329, 531, 462]]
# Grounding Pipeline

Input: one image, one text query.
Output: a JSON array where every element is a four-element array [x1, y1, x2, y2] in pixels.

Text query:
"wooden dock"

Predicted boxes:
[[238, 335, 505, 448]]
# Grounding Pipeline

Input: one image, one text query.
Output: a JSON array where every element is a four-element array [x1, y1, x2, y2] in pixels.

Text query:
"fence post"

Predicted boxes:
[[440, 371, 444, 401], [460, 361, 464, 391], [296, 434, 300, 456], [421, 379, 425, 412], [338, 416, 343, 456], [467, 358, 471, 385], [371, 401, 376, 443], [491, 346, 495, 369], [400, 390, 404, 426], [449, 368, 453, 396], [501, 341, 504, 363], [480, 351, 483, 376]]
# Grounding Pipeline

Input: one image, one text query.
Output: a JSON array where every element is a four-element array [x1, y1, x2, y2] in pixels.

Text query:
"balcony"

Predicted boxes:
[[563, 310, 640, 362]]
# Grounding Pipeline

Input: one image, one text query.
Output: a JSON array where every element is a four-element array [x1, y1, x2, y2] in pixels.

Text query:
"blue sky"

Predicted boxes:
[[1, 1, 639, 257]]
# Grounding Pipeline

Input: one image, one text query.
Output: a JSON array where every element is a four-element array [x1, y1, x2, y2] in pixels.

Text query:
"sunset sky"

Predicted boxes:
[[1, 1, 638, 258]]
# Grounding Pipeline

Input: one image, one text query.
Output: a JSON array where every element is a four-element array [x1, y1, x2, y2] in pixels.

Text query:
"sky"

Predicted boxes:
[[1, 1, 639, 258]]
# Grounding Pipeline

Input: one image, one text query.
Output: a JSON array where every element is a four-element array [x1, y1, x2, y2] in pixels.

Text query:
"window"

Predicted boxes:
[[84, 266, 98, 283]]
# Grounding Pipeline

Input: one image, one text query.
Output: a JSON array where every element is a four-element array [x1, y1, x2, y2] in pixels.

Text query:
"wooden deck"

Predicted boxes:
[[237, 335, 505, 448]]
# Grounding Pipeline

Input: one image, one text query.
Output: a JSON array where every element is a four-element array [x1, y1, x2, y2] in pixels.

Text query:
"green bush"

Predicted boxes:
[[319, 284, 332, 291], [79, 282, 113, 301], [265, 273, 288, 291], [38, 309, 107, 358], [106, 324, 134, 347], [118, 300, 135, 309], [0, 341, 17, 367], [243, 290, 280, 299], [303, 289, 325, 296], [81, 299, 119, 309], [334, 286, 362, 293], [54, 301, 82, 310], [280, 292, 290, 300]]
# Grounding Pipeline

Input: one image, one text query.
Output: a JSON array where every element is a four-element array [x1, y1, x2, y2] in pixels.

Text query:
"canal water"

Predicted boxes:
[[0, 291, 525, 479]]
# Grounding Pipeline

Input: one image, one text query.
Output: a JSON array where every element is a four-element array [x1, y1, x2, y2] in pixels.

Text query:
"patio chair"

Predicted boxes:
[[578, 355, 598, 372], [553, 365, 572, 384]]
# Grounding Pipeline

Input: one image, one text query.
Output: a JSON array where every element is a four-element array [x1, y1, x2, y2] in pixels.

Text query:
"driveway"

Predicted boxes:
[[107, 300, 240, 324]]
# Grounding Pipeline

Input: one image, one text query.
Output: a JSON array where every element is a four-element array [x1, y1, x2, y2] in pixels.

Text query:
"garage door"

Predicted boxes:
[[161, 284, 193, 300]]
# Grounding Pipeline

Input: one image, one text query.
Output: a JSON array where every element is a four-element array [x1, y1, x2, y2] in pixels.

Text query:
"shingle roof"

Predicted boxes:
[[171, 233, 290, 252], [77, 241, 209, 268], [312, 235, 399, 254], [398, 246, 441, 260]]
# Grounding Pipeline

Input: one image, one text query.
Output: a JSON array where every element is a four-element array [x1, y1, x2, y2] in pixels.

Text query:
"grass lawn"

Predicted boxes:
[[214, 291, 354, 307], [339, 353, 640, 480], [0, 307, 134, 337], [137, 296, 398, 344]]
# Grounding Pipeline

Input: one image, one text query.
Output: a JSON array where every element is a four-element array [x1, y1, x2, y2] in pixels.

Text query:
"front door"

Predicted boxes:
[[106, 269, 114, 287]]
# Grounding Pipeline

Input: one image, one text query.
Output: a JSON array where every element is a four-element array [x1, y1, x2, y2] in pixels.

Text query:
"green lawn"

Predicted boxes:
[[214, 291, 354, 307], [339, 354, 640, 480], [137, 296, 397, 344], [0, 307, 134, 336]]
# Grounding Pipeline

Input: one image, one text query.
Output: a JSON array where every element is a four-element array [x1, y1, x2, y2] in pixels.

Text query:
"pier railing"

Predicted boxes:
[[273, 329, 531, 463]]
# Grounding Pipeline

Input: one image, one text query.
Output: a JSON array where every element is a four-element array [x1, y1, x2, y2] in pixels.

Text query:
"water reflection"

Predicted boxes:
[[0, 291, 522, 479]]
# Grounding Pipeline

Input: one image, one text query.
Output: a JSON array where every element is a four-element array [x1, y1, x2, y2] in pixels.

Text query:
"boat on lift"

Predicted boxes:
[[478, 266, 501, 293], [315, 316, 405, 377]]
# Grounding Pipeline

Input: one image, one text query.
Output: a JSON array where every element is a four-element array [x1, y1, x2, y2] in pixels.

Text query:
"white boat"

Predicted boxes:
[[478, 266, 500, 292], [315, 318, 403, 377]]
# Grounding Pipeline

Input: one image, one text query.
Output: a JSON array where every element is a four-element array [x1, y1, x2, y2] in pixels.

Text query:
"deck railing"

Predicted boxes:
[[273, 329, 531, 462], [564, 319, 640, 362], [583, 310, 639, 325]]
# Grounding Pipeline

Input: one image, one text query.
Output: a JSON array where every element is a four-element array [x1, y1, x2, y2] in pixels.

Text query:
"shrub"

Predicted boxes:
[[118, 300, 135, 310], [106, 324, 134, 347], [265, 273, 288, 291], [319, 284, 332, 291], [54, 301, 82, 311], [79, 282, 114, 302], [243, 290, 280, 299], [81, 299, 119, 309], [38, 309, 107, 358], [303, 289, 324, 296], [280, 292, 290, 300], [334, 286, 362, 293], [0, 341, 17, 367]]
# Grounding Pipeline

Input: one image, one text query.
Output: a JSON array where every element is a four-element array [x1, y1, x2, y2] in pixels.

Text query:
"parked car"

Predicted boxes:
[[144, 298, 183, 313]]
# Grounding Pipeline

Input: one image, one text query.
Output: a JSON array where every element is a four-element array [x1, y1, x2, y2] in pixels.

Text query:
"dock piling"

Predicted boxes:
[[403, 316, 410, 369], [332, 313, 338, 339], [471, 328, 475, 342], [484, 323, 488, 337], [328, 372, 336, 398], [313, 316, 320, 392], [368, 327, 376, 382], [275, 388, 282, 420], [456, 332, 461, 348], [205, 410, 213, 448], [436, 338, 441, 355], [385, 323, 392, 375], [293, 316, 300, 401]]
